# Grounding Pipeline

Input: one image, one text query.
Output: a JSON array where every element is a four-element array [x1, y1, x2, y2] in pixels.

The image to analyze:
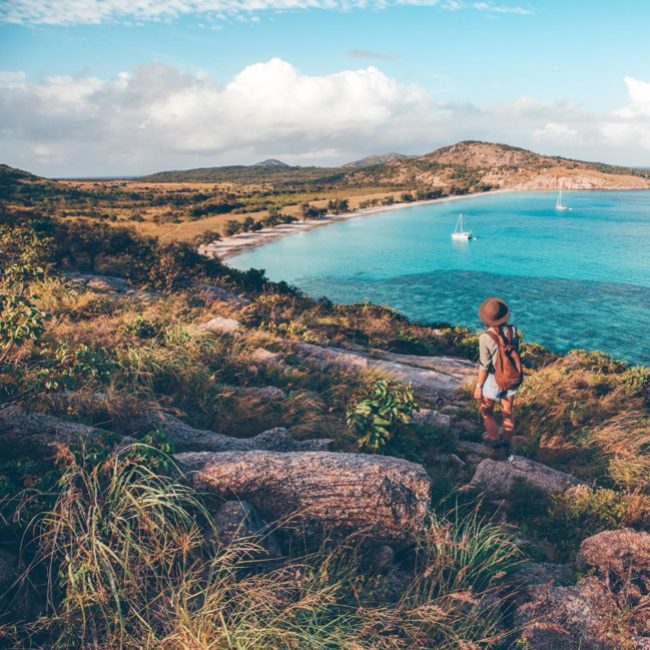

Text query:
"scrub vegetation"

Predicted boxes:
[[1, 162, 649, 648]]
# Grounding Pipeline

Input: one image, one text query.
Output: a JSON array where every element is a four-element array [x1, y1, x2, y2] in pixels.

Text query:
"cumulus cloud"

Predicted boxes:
[[1, 61, 648, 176], [0, 0, 534, 25]]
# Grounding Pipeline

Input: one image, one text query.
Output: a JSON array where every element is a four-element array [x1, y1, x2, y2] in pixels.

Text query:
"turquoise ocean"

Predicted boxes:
[[230, 191, 650, 366]]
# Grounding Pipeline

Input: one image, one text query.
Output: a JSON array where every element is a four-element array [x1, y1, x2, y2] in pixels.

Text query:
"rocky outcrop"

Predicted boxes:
[[293, 342, 475, 400], [64, 272, 131, 293], [516, 529, 650, 649], [197, 283, 251, 305], [411, 408, 451, 431], [0, 407, 330, 458], [466, 455, 582, 497], [176, 450, 431, 549]]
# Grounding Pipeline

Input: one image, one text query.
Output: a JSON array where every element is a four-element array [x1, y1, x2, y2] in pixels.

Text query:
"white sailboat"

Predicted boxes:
[[556, 189, 569, 212], [451, 213, 473, 240]]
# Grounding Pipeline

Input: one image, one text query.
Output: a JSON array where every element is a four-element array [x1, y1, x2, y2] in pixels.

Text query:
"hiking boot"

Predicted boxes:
[[489, 442, 507, 461]]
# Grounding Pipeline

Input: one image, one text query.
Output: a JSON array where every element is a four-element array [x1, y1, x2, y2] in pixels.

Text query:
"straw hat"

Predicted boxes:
[[479, 297, 510, 327]]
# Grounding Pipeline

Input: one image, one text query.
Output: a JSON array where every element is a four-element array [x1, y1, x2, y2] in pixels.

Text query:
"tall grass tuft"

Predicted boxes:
[[27, 444, 213, 648]]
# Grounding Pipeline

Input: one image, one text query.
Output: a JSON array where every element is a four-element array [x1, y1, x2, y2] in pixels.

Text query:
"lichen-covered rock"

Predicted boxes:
[[516, 577, 616, 649], [516, 529, 650, 649], [176, 451, 431, 548], [467, 455, 582, 497], [576, 528, 650, 581]]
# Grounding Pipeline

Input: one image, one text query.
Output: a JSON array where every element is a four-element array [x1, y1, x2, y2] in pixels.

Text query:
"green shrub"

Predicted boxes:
[[622, 366, 650, 400], [511, 483, 647, 560], [0, 292, 50, 364], [41, 343, 115, 391], [346, 378, 418, 450]]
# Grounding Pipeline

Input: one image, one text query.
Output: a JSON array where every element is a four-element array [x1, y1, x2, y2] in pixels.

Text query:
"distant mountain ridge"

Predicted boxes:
[[343, 153, 409, 169], [3, 142, 649, 190], [254, 159, 291, 168], [137, 141, 650, 190]]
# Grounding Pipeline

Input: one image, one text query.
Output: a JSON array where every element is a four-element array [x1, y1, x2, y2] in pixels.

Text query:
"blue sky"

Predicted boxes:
[[1, 0, 649, 175]]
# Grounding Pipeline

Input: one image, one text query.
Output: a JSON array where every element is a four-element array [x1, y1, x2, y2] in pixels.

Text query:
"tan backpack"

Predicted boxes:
[[486, 326, 524, 391]]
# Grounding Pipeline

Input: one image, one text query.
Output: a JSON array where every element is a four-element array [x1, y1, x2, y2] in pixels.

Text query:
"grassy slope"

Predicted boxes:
[[0, 205, 649, 647]]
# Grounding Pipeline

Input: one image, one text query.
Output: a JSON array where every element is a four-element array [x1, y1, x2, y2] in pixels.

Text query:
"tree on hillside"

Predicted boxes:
[[224, 220, 242, 236], [301, 203, 327, 220]]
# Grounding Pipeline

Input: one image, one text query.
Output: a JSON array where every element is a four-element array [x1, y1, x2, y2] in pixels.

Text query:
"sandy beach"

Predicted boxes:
[[199, 189, 514, 260]]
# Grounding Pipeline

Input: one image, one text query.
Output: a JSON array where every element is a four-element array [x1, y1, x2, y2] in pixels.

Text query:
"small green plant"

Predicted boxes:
[[346, 378, 418, 450], [122, 315, 163, 339], [40, 343, 115, 390], [0, 292, 50, 364]]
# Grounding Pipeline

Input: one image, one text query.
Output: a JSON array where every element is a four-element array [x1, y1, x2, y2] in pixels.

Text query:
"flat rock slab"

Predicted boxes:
[[294, 342, 475, 401], [176, 450, 431, 548], [467, 455, 582, 497], [199, 316, 242, 335]]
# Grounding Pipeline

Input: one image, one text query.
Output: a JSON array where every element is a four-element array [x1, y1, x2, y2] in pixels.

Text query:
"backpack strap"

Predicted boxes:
[[486, 326, 514, 350]]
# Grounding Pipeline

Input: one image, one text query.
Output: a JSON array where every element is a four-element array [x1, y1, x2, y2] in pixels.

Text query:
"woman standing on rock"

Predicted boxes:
[[474, 297, 524, 461]]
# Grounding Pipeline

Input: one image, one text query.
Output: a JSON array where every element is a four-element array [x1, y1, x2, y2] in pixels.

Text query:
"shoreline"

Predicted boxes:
[[199, 189, 514, 261], [199, 186, 650, 261]]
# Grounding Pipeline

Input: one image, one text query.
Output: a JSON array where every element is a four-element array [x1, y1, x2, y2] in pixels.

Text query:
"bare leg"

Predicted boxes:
[[480, 396, 499, 441], [500, 395, 515, 442]]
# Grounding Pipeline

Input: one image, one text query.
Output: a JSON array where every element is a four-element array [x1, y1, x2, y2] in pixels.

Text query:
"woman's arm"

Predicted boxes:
[[474, 368, 488, 400]]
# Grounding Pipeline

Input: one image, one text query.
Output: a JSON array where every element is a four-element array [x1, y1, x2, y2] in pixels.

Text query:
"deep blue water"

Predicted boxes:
[[230, 191, 650, 365]]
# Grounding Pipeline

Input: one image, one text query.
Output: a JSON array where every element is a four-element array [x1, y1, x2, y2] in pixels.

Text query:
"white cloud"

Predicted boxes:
[[472, 2, 533, 15], [1, 61, 649, 176], [0, 0, 533, 25], [615, 76, 650, 118]]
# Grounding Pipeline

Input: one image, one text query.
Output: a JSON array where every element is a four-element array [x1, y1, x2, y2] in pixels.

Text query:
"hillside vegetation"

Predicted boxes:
[[0, 191, 649, 648], [2, 141, 649, 244]]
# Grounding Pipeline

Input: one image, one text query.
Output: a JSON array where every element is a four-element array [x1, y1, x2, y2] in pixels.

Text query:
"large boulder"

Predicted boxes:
[[176, 450, 431, 549], [576, 528, 650, 582], [516, 529, 650, 649], [467, 456, 582, 497], [516, 577, 617, 650]]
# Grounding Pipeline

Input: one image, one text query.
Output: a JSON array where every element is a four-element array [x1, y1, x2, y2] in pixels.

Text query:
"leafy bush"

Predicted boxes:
[[346, 378, 418, 450], [509, 482, 650, 560], [622, 366, 650, 401], [41, 343, 115, 391], [0, 292, 50, 364]]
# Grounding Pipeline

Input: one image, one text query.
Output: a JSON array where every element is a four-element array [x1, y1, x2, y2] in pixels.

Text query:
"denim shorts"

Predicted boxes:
[[482, 373, 519, 401]]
